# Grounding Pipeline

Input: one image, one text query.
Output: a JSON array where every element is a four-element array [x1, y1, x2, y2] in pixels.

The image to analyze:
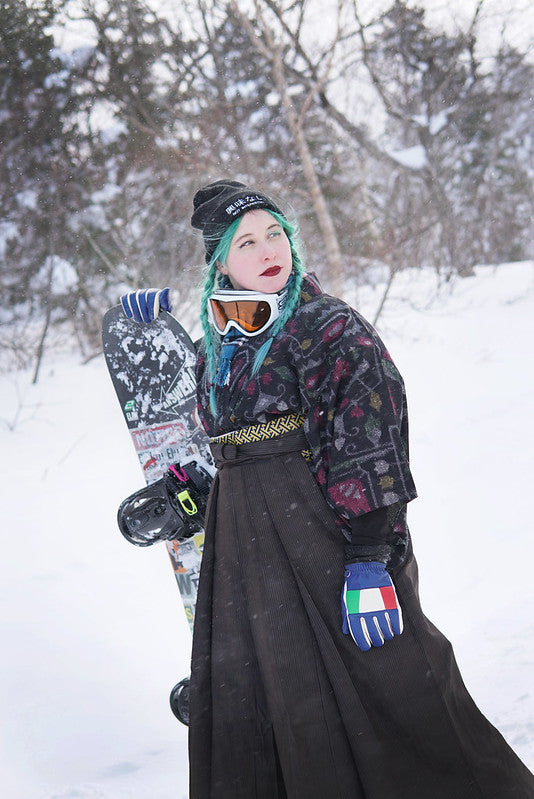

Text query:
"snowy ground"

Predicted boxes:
[[1, 261, 533, 798]]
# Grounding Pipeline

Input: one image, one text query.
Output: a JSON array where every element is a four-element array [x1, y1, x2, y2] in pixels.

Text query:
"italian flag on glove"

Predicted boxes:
[[342, 562, 403, 651]]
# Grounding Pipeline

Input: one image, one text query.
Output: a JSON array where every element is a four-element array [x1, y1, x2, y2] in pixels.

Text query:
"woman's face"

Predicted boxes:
[[217, 209, 292, 293]]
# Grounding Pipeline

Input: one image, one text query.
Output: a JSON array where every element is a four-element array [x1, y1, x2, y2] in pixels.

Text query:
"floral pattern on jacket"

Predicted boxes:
[[196, 273, 417, 561]]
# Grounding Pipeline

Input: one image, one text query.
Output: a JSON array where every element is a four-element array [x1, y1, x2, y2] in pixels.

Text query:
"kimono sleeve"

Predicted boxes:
[[295, 300, 417, 524]]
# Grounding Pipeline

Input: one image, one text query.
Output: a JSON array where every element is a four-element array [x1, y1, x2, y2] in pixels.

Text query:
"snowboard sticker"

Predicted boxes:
[[102, 307, 214, 632]]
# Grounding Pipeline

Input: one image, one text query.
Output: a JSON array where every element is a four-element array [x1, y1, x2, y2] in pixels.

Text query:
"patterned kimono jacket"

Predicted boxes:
[[195, 272, 417, 567]]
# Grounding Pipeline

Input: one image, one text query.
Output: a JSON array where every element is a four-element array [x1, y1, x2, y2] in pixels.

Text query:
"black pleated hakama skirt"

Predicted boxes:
[[188, 432, 534, 798]]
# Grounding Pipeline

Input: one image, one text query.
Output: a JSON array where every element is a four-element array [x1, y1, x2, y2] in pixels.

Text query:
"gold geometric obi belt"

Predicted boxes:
[[209, 412, 312, 460]]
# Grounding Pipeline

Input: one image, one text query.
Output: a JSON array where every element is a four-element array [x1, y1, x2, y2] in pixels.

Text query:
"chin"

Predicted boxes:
[[234, 268, 291, 293], [260, 271, 292, 294]]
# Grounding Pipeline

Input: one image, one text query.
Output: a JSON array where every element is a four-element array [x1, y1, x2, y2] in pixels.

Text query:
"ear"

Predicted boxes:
[[216, 260, 228, 276]]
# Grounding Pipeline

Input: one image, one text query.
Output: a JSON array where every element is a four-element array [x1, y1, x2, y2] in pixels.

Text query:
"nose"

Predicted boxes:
[[261, 242, 275, 261]]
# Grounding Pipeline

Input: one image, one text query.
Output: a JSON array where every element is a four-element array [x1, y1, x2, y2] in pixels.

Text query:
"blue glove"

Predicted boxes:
[[120, 288, 172, 323], [342, 562, 403, 651]]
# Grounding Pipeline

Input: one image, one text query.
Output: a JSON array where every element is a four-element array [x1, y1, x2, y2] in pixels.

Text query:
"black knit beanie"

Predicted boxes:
[[191, 180, 284, 262]]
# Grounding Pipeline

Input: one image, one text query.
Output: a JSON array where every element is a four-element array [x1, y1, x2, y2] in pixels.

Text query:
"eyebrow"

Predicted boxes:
[[233, 223, 281, 244]]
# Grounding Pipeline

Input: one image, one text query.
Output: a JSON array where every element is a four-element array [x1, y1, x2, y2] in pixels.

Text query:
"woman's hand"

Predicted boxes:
[[341, 562, 403, 651], [120, 288, 172, 323]]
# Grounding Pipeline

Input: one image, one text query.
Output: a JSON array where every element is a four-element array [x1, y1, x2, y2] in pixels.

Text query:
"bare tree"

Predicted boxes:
[[229, 0, 350, 292]]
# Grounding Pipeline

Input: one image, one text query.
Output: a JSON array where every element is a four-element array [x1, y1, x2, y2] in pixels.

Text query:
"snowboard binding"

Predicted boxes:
[[169, 676, 190, 726], [117, 460, 212, 547]]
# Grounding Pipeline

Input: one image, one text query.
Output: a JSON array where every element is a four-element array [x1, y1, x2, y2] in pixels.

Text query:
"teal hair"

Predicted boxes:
[[199, 210, 305, 417]]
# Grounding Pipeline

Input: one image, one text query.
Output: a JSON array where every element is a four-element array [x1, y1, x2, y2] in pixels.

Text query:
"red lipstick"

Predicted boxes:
[[261, 266, 282, 277]]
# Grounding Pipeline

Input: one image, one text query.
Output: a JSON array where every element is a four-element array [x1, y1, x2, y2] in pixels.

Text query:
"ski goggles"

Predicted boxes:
[[208, 290, 281, 337]]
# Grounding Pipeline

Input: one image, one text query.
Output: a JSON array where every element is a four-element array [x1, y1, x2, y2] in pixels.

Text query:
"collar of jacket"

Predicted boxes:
[[300, 272, 323, 304]]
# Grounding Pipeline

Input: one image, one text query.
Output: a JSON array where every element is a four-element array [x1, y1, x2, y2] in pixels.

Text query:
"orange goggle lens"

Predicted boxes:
[[209, 298, 274, 334]]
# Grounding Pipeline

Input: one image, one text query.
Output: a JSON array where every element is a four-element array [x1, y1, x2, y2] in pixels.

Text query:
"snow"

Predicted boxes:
[[44, 70, 70, 90], [412, 109, 451, 135], [386, 144, 428, 169], [1, 261, 533, 797], [31, 256, 79, 296], [0, 220, 19, 258], [16, 190, 38, 211], [100, 122, 128, 146]]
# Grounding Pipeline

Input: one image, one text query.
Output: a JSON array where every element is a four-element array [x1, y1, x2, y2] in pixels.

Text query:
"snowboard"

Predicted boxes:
[[102, 306, 214, 633]]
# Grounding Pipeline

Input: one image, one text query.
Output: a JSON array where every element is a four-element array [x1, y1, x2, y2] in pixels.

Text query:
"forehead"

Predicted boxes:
[[233, 208, 276, 235]]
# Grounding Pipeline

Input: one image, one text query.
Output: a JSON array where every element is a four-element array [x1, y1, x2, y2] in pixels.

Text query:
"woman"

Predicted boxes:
[[122, 180, 534, 798]]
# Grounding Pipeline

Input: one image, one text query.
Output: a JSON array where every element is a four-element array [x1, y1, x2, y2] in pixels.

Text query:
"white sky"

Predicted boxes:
[[54, 0, 533, 56]]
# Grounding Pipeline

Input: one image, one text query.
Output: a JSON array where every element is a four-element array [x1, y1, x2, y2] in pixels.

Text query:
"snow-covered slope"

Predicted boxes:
[[1, 262, 532, 798]]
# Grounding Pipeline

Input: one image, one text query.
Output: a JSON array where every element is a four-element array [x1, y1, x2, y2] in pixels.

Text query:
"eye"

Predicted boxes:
[[238, 239, 254, 248], [268, 228, 282, 238]]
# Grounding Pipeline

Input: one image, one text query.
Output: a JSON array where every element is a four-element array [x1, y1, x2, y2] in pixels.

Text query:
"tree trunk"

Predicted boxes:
[[230, 0, 345, 294], [272, 55, 345, 294]]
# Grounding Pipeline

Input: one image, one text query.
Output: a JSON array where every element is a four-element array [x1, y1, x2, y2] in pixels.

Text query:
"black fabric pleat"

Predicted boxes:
[[189, 436, 534, 799]]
